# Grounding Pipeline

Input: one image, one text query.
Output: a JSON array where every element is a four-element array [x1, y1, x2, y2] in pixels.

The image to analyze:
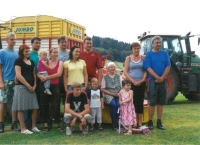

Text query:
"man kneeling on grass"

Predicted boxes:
[[64, 82, 92, 135]]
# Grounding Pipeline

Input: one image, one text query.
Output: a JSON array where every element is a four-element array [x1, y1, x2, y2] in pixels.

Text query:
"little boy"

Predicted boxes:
[[87, 78, 104, 130], [63, 82, 92, 135]]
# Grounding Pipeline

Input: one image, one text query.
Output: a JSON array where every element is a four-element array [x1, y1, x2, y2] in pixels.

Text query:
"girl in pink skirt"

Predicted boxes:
[[119, 79, 137, 135]]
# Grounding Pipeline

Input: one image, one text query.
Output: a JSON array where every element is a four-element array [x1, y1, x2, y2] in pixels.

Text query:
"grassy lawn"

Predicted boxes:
[[1, 93, 200, 144]]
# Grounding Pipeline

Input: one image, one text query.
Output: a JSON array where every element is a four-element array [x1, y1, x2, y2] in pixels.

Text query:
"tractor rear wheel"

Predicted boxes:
[[166, 68, 179, 103]]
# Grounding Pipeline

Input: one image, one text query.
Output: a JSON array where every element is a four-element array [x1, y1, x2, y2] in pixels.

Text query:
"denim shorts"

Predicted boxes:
[[147, 78, 167, 106]]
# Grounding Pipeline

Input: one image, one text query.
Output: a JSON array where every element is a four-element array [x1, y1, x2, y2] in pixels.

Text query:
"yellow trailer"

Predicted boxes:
[[0, 15, 86, 50]]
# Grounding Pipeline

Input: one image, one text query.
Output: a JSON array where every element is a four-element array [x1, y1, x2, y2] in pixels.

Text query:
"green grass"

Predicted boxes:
[[1, 93, 200, 144]]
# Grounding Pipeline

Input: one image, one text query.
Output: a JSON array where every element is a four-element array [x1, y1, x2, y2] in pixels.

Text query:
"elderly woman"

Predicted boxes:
[[124, 42, 147, 128], [101, 62, 122, 130]]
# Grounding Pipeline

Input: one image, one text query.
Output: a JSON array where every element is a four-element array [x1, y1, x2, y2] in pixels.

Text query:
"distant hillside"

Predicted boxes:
[[92, 36, 131, 62]]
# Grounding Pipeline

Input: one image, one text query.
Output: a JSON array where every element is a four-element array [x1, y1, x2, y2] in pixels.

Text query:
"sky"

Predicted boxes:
[[1, 0, 200, 53]]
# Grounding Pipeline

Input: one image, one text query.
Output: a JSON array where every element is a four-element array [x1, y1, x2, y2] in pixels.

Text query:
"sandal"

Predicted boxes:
[[124, 130, 132, 135], [43, 127, 49, 132], [21, 129, 33, 134], [57, 126, 64, 132]]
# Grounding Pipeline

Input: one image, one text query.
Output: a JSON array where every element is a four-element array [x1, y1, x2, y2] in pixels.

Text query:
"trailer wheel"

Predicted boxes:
[[166, 68, 179, 104]]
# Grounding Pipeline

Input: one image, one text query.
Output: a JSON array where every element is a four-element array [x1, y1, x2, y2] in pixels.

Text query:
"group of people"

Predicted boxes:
[[0, 32, 171, 136]]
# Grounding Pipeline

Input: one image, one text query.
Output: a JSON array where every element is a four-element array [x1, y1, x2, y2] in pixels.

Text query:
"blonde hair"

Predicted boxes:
[[71, 82, 82, 89], [39, 49, 48, 56], [49, 47, 58, 53], [6, 32, 16, 39], [91, 78, 98, 84]]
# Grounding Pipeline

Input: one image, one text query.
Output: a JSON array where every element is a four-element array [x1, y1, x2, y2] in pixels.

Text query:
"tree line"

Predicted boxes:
[[92, 35, 131, 62]]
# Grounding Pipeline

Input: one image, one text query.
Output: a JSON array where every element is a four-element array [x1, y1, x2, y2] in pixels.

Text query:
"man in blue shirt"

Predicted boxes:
[[144, 36, 171, 130], [0, 32, 19, 133], [57, 36, 70, 105]]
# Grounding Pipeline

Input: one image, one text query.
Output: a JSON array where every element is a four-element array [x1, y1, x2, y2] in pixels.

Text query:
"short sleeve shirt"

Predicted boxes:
[[80, 50, 103, 81], [14, 59, 35, 86], [0, 48, 18, 80], [143, 50, 171, 78], [87, 89, 103, 108], [66, 92, 88, 113], [64, 59, 86, 85]]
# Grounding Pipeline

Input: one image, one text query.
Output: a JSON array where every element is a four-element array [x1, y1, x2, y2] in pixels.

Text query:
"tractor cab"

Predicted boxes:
[[139, 33, 183, 67], [138, 31, 200, 102]]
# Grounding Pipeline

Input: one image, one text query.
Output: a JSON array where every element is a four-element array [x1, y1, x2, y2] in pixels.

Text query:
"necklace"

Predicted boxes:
[[50, 60, 57, 67]]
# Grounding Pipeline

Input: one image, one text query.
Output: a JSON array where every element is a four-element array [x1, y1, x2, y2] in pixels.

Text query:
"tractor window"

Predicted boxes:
[[162, 38, 181, 54], [172, 38, 181, 53], [140, 38, 152, 55], [163, 41, 168, 48]]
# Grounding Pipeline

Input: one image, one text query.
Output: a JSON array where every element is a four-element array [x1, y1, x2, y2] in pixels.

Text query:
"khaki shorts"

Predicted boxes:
[[0, 80, 15, 103]]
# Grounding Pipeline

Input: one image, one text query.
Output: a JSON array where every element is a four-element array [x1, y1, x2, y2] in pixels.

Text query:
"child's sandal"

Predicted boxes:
[[124, 130, 132, 135]]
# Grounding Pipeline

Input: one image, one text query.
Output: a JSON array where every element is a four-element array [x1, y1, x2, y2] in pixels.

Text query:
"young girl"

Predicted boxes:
[[119, 79, 137, 135], [38, 49, 52, 95]]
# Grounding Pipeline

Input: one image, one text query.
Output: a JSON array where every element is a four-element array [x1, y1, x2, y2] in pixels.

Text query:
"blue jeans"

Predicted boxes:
[[110, 97, 120, 124], [39, 72, 50, 89]]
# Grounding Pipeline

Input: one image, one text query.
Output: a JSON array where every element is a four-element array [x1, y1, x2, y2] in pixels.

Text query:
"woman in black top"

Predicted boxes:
[[12, 44, 39, 134]]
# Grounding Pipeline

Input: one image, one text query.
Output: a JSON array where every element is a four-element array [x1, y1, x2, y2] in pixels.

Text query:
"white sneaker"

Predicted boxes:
[[21, 129, 33, 134], [66, 126, 72, 135], [44, 89, 52, 95], [32, 127, 41, 132]]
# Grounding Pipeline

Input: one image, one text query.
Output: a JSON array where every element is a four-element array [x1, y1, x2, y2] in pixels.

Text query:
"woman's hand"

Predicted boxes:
[[65, 89, 71, 96], [82, 87, 87, 92], [39, 75, 46, 82], [112, 93, 119, 97], [32, 85, 36, 92], [27, 85, 33, 92]]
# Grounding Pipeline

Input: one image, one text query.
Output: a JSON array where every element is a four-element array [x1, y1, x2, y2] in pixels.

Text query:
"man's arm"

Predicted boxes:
[[0, 64, 5, 90], [65, 103, 82, 118], [98, 68, 102, 86], [161, 66, 171, 79], [79, 104, 90, 116], [147, 68, 160, 80]]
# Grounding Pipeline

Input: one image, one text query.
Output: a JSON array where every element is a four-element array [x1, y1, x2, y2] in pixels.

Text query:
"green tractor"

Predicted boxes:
[[138, 31, 200, 103]]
